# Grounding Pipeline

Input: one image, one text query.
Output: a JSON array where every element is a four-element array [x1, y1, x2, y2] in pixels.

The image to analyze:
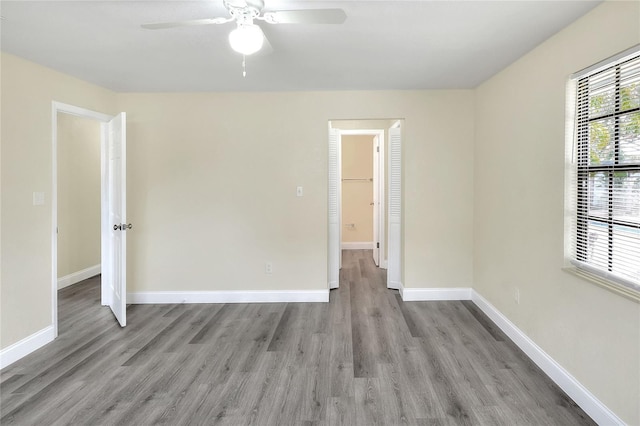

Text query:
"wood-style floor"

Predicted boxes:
[[1, 250, 594, 425]]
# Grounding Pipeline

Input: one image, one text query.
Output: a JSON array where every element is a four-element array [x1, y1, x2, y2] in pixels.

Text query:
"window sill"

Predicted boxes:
[[562, 266, 640, 303]]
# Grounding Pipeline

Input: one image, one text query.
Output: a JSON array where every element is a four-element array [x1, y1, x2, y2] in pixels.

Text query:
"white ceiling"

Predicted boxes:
[[0, 0, 601, 92]]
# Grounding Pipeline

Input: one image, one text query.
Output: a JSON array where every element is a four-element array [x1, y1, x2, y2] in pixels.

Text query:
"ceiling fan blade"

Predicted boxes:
[[141, 18, 231, 30], [224, 0, 249, 8], [262, 9, 346, 25]]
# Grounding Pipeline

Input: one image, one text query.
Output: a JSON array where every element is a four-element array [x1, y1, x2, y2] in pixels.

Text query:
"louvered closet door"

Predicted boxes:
[[328, 128, 340, 289], [387, 127, 401, 289]]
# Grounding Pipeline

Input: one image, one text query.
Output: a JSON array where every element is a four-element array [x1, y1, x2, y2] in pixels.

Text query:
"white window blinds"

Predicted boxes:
[[568, 48, 640, 297]]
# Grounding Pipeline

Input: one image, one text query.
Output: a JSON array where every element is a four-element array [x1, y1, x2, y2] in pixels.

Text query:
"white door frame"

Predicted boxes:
[[51, 101, 114, 337], [329, 124, 399, 289]]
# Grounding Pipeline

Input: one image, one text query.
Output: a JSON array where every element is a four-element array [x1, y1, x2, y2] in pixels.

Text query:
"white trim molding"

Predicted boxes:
[[58, 264, 101, 290], [341, 242, 374, 250], [471, 290, 624, 426], [128, 290, 330, 304], [400, 285, 472, 301], [0, 326, 55, 369]]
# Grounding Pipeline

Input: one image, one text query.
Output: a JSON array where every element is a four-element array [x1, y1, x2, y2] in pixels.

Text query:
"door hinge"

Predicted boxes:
[[377, 146, 380, 153], [377, 242, 380, 248]]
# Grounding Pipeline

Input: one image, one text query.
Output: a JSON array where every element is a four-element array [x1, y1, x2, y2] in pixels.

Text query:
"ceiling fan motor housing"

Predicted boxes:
[[224, 0, 264, 24]]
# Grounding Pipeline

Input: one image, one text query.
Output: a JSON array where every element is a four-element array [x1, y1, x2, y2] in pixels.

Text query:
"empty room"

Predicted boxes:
[[1, 0, 639, 425]]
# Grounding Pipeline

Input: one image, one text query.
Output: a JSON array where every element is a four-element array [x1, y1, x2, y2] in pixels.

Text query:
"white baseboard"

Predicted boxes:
[[341, 242, 374, 250], [0, 325, 55, 369], [471, 290, 623, 426], [58, 264, 101, 289], [128, 289, 330, 304], [400, 286, 472, 301]]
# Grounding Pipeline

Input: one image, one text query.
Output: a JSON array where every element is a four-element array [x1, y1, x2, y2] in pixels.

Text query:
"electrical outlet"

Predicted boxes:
[[265, 262, 273, 274], [514, 288, 520, 304]]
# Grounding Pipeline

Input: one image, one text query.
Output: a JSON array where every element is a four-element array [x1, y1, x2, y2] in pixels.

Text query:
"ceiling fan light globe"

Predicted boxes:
[[229, 24, 264, 55]]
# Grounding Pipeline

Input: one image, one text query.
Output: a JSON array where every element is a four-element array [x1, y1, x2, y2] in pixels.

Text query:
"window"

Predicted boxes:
[[567, 47, 640, 300]]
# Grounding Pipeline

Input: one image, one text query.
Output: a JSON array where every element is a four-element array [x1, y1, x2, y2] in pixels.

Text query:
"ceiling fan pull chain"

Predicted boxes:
[[242, 55, 247, 77]]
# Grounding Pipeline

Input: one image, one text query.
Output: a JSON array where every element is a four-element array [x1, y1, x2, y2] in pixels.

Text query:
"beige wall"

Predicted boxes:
[[341, 135, 374, 243], [331, 120, 396, 131], [1, 53, 474, 349], [57, 113, 101, 279], [118, 90, 474, 293], [0, 53, 3, 340], [474, 1, 640, 424], [0, 53, 116, 349]]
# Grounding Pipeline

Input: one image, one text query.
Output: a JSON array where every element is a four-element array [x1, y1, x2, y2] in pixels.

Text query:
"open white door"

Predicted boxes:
[[328, 127, 340, 289], [106, 113, 127, 326], [372, 135, 380, 266], [387, 126, 401, 289]]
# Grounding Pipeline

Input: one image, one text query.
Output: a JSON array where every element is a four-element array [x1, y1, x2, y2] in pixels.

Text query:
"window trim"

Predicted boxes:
[[563, 265, 640, 303], [564, 45, 640, 303], [571, 44, 640, 80]]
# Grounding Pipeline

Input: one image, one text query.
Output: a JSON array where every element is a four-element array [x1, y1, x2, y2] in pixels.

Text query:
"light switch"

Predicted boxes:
[[33, 192, 45, 206], [296, 186, 303, 197]]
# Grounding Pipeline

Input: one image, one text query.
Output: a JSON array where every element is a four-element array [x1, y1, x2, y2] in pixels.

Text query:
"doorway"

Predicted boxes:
[[52, 102, 128, 336], [339, 130, 384, 267], [56, 113, 101, 293], [328, 120, 402, 290]]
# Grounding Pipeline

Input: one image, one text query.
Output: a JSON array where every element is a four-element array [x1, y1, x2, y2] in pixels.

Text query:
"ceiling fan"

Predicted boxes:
[[141, 0, 347, 56]]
